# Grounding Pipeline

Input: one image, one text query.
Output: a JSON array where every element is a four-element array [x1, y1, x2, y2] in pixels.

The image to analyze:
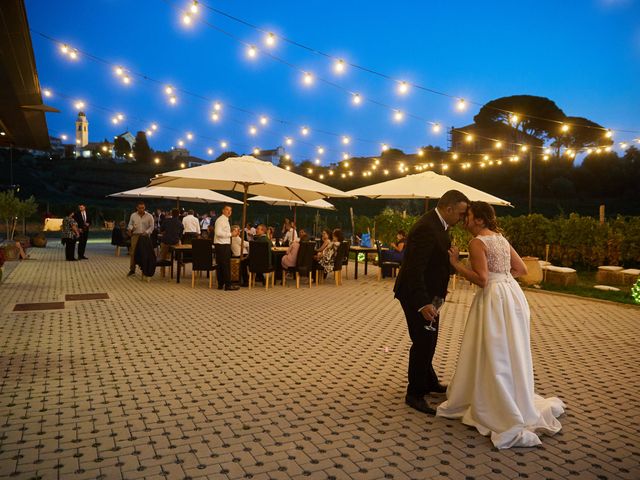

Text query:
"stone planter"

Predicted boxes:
[[595, 266, 624, 285], [31, 233, 48, 248], [545, 266, 578, 287], [519, 256, 543, 286], [1, 243, 19, 261]]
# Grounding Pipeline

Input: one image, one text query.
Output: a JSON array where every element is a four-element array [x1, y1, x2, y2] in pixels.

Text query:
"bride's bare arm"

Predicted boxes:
[[509, 245, 528, 278], [449, 239, 488, 288]]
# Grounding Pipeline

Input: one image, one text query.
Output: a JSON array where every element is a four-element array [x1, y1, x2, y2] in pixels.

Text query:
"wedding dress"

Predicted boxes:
[[437, 234, 565, 449]]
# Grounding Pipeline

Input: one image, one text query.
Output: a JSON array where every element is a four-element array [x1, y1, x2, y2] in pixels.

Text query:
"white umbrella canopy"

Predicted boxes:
[[108, 186, 242, 204], [148, 156, 349, 202], [347, 170, 512, 206], [248, 195, 336, 210]]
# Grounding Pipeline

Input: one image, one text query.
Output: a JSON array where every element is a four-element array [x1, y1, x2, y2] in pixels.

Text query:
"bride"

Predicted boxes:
[[436, 201, 565, 449]]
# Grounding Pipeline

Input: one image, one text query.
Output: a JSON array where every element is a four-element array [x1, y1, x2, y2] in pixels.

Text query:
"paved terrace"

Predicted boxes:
[[0, 242, 638, 480]]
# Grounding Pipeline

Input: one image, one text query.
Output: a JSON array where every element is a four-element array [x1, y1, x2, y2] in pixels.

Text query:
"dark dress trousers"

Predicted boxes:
[[393, 209, 451, 396], [73, 210, 90, 258]]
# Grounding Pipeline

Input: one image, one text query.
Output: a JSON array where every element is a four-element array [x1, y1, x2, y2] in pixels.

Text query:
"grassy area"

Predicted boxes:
[[537, 269, 638, 306]]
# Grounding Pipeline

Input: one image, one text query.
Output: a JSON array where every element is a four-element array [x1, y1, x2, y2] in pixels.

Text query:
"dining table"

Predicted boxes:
[[349, 245, 379, 280]]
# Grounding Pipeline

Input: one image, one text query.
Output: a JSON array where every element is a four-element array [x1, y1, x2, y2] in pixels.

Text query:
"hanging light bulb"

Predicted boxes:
[[61, 134, 68, 141], [284, 154, 291, 160], [314, 158, 321, 165], [285, 137, 293, 146], [220, 140, 228, 148], [207, 148, 214, 155], [520, 145, 528, 152], [122, 75, 131, 85], [328, 170, 334, 176], [165, 86, 174, 95], [605, 129, 613, 138], [259, 115, 268, 126], [452, 153, 458, 160], [74, 100, 85, 110], [397, 81, 409, 95], [342, 153, 349, 161], [213, 101, 222, 112], [317, 146, 324, 154], [151, 123, 158, 131], [169, 95, 177, 105], [352, 93, 362, 105], [117, 114, 124, 121], [560, 123, 569, 133], [285, 165, 291, 171], [383, 169, 389, 175], [393, 110, 404, 122], [334, 59, 346, 74], [432, 123, 441, 133], [342, 135, 350, 145], [348, 171, 354, 177], [265, 32, 276, 47], [465, 134, 474, 142], [182, 13, 192, 25], [303, 72, 314, 85], [43, 88, 52, 97], [456, 98, 467, 111], [249, 125, 257, 135], [253, 148, 260, 155], [509, 113, 519, 124], [417, 148, 424, 157], [307, 168, 313, 174], [211, 112, 220, 122], [178, 140, 184, 147], [301, 126, 309, 136], [60, 44, 69, 54], [190, 1, 198, 14], [620, 142, 628, 149], [495, 141, 503, 149], [246, 45, 258, 58], [381, 143, 389, 152], [186, 132, 193, 140], [115, 66, 124, 76], [343, 160, 350, 167], [341, 173, 346, 178], [543, 154, 550, 161]]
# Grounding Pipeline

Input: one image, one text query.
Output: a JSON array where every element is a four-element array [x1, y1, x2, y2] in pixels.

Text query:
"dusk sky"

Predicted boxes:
[[27, 0, 640, 164]]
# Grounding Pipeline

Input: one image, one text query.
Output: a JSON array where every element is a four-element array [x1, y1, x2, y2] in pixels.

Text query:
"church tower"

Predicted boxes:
[[75, 111, 89, 151]]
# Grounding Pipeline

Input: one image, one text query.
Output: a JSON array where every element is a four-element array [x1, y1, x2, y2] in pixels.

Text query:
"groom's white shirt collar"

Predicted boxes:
[[435, 208, 448, 231]]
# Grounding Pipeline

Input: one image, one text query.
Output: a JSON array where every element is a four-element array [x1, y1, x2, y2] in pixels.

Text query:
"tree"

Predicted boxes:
[[474, 95, 566, 139], [214, 151, 239, 162], [549, 116, 613, 158], [133, 131, 152, 163], [0, 190, 37, 239], [114, 136, 131, 158]]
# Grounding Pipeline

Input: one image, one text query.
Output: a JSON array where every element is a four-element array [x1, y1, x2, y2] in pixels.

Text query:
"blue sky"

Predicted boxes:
[[28, 0, 640, 163]]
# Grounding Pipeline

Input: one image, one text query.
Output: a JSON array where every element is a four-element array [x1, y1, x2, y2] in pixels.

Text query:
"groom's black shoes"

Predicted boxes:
[[405, 393, 436, 415], [430, 383, 448, 394]]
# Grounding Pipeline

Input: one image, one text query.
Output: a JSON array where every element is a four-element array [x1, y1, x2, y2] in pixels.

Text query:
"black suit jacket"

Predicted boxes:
[[393, 209, 451, 311], [73, 210, 90, 231]]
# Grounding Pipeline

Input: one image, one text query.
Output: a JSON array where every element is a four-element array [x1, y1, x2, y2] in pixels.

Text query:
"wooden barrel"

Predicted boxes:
[[519, 256, 543, 286]]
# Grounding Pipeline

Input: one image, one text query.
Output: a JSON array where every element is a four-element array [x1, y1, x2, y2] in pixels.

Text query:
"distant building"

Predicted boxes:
[[115, 131, 135, 149], [49, 136, 74, 158], [169, 147, 190, 160], [451, 122, 543, 155], [254, 146, 285, 165], [183, 156, 210, 168]]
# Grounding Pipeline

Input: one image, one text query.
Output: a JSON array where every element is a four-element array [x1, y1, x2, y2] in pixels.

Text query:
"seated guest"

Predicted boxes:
[[281, 231, 309, 269], [252, 224, 272, 284], [230, 225, 249, 257], [385, 230, 406, 263], [159, 209, 183, 263], [314, 229, 332, 260], [318, 228, 344, 274], [267, 226, 275, 243]]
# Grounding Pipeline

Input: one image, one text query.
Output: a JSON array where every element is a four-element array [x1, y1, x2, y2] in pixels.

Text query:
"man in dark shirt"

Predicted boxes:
[[159, 209, 183, 266]]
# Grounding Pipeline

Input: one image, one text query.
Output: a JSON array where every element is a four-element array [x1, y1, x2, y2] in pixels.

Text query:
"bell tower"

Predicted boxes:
[[75, 111, 89, 149]]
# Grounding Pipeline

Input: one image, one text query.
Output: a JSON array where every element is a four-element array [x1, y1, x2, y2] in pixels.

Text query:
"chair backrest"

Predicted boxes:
[[338, 241, 350, 268], [191, 239, 213, 270], [295, 242, 316, 273], [248, 241, 271, 273], [375, 240, 383, 261]]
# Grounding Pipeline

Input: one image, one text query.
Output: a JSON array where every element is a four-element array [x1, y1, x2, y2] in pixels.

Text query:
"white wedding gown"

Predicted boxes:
[[437, 234, 565, 449]]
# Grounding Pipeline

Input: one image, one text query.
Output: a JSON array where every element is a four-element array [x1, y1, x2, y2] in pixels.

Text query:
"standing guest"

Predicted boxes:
[[281, 218, 291, 239], [182, 209, 200, 243], [214, 205, 239, 291], [154, 208, 165, 230], [200, 214, 211, 237], [127, 202, 155, 276], [73, 204, 90, 260], [282, 232, 308, 269], [393, 190, 469, 415], [244, 223, 256, 241], [159, 208, 183, 264], [61, 210, 80, 261], [283, 221, 298, 245]]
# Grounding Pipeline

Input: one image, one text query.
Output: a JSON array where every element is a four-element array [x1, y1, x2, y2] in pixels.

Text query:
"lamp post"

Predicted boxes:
[[528, 149, 533, 214]]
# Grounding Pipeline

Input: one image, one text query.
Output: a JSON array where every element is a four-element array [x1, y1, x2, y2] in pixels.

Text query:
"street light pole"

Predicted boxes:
[[528, 149, 533, 214]]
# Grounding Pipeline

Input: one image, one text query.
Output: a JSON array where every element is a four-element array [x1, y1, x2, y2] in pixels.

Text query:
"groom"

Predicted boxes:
[[394, 190, 469, 414]]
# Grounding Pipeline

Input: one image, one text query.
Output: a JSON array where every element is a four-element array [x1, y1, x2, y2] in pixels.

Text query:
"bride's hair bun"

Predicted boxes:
[[470, 201, 501, 233]]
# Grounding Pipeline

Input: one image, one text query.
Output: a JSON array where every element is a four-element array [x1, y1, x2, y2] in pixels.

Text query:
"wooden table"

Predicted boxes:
[[349, 245, 378, 279]]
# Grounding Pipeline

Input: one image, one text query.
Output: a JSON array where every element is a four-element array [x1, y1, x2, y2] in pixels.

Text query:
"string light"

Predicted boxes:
[[342, 154, 349, 161], [207, 148, 214, 155], [465, 134, 474, 143], [381, 143, 389, 152], [60, 43, 79, 60], [151, 123, 158, 131], [303, 72, 314, 85], [43, 88, 52, 97], [495, 141, 503, 149], [61, 134, 68, 141], [543, 155, 550, 161], [314, 158, 321, 165], [253, 147, 260, 155], [285, 165, 291, 171], [383, 169, 389, 175], [509, 113, 519, 124], [246, 45, 258, 58], [178, 140, 184, 147], [561, 123, 570, 133], [265, 32, 276, 47], [248, 125, 258, 135], [456, 98, 466, 111], [417, 149, 424, 157], [74, 100, 85, 110], [393, 110, 404, 122], [342, 135, 350, 145], [431, 123, 441, 133], [328, 170, 334, 176], [213, 101, 222, 111], [186, 132, 194, 140], [351, 93, 362, 105], [319, 174, 325, 179], [259, 115, 268, 125], [307, 168, 313, 174], [180, 162, 186, 168], [520, 145, 528, 152], [154, 157, 160, 164], [397, 81, 409, 95], [284, 154, 291, 160], [182, 13, 192, 25], [452, 153, 458, 160], [220, 140, 228, 148], [605, 129, 613, 138], [211, 112, 220, 122], [301, 126, 310, 136], [334, 59, 346, 74], [317, 146, 325, 154], [285, 137, 293, 146], [190, 1, 199, 14], [343, 161, 350, 167]]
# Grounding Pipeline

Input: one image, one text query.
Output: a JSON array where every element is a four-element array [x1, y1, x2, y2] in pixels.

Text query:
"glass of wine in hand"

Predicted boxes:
[[424, 296, 444, 331]]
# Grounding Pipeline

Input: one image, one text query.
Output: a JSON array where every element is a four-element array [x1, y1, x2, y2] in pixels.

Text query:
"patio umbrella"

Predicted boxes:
[[148, 155, 349, 250], [346, 170, 512, 207], [108, 186, 242, 209], [248, 195, 336, 231]]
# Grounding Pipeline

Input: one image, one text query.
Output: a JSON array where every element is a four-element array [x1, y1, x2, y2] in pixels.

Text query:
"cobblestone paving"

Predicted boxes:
[[1, 242, 639, 480]]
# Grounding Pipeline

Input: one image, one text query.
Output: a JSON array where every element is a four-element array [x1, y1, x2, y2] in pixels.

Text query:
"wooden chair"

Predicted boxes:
[[376, 241, 401, 281], [191, 239, 216, 288], [283, 242, 316, 288], [340, 240, 350, 279], [248, 241, 275, 290]]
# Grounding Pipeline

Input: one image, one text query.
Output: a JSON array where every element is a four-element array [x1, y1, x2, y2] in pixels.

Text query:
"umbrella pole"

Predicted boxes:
[[424, 198, 429, 213], [240, 184, 248, 256]]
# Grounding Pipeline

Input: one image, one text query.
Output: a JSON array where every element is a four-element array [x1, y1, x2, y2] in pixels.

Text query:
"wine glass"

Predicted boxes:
[[424, 296, 444, 331]]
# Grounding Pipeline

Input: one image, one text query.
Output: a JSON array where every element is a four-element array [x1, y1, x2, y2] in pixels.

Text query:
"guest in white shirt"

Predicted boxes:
[[182, 210, 200, 243], [244, 223, 256, 242], [200, 214, 211, 236], [214, 205, 238, 291], [283, 222, 298, 245]]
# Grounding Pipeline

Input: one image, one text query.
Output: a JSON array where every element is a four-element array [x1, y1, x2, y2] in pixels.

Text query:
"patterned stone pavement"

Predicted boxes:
[[0, 241, 638, 480]]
